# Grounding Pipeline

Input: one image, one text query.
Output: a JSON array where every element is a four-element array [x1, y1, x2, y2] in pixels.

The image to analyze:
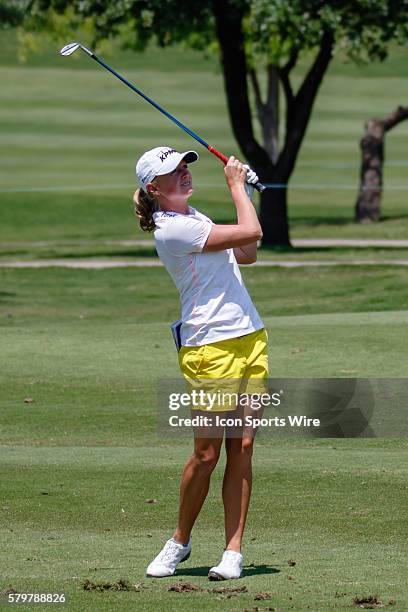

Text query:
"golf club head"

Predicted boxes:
[[60, 42, 93, 57], [60, 42, 80, 56]]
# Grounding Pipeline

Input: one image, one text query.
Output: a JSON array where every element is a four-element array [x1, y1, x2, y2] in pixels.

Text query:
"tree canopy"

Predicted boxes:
[[1, 0, 28, 27]]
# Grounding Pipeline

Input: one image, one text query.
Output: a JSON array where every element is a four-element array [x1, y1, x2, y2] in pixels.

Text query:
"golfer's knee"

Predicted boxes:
[[241, 437, 254, 459], [226, 437, 254, 461], [243, 435, 254, 451], [192, 447, 220, 472]]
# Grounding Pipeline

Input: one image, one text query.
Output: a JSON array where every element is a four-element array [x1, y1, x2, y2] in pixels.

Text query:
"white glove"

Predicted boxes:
[[243, 164, 259, 200]]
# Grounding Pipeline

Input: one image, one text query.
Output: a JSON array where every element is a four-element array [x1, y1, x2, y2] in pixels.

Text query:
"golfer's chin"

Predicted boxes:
[[184, 186, 194, 198]]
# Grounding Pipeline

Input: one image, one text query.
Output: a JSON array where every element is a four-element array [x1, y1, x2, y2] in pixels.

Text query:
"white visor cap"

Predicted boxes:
[[136, 146, 199, 192]]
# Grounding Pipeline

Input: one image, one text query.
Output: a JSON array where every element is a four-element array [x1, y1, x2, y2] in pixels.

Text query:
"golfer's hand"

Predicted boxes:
[[243, 164, 259, 200], [224, 156, 247, 191]]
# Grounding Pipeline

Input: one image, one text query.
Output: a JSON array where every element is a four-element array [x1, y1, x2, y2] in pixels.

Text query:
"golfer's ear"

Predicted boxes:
[[147, 183, 159, 197]]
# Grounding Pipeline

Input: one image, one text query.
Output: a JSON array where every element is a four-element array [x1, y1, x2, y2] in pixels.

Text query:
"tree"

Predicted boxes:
[[355, 106, 408, 222], [0, 0, 27, 27], [22, 0, 408, 245]]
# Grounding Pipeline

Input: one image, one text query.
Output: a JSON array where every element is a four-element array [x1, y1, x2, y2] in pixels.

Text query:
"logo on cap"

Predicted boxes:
[[157, 148, 177, 162]]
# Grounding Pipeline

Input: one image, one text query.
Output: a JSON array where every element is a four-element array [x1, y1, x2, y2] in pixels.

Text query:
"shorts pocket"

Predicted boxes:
[[179, 345, 208, 377]]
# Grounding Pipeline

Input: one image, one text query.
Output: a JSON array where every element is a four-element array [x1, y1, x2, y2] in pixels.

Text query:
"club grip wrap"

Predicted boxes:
[[208, 145, 266, 193], [208, 145, 229, 165]]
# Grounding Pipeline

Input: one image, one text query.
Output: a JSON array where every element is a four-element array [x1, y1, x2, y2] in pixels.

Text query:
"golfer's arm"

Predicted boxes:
[[203, 185, 262, 254], [233, 242, 258, 264]]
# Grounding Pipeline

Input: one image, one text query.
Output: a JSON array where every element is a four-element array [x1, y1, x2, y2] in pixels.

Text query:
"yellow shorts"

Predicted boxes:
[[178, 328, 269, 412]]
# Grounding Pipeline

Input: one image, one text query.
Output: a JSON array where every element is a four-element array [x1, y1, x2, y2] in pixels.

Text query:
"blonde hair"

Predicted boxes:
[[133, 188, 159, 232]]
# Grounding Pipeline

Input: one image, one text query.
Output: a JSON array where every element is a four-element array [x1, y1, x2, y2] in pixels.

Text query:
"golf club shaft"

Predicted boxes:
[[86, 50, 265, 193]]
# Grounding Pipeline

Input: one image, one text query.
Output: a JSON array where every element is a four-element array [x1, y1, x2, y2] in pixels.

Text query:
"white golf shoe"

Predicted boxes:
[[146, 537, 192, 577], [208, 550, 243, 580]]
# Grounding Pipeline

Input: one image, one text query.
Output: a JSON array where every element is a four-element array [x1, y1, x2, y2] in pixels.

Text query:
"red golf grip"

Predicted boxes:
[[208, 145, 229, 164], [208, 145, 266, 193]]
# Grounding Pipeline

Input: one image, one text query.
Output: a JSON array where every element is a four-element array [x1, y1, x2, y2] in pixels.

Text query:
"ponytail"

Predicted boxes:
[[133, 188, 158, 232]]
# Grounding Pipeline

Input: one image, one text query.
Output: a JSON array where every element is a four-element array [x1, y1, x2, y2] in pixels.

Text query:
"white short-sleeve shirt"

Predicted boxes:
[[153, 206, 264, 346]]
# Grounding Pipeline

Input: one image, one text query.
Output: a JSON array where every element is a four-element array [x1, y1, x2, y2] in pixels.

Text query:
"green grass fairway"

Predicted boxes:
[[1, 267, 407, 609], [2, 443, 407, 610]]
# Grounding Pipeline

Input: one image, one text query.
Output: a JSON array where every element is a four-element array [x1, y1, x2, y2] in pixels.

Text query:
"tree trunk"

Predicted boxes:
[[259, 185, 290, 246], [355, 118, 384, 222], [355, 106, 408, 222], [249, 64, 280, 164], [213, 1, 334, 246]]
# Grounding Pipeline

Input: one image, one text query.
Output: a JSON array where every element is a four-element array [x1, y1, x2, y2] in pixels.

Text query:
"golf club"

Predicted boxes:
[[60, 42, 266, 193]]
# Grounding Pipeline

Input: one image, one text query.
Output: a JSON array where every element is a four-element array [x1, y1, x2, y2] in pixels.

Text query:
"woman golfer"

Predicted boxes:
[[134, 146, 268, 580]]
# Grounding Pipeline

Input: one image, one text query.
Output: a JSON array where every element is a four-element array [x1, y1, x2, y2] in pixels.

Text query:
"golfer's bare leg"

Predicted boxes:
[[173, 419, 224, 545], [222, 434, 254, 552], [222, 399, 261, 552]]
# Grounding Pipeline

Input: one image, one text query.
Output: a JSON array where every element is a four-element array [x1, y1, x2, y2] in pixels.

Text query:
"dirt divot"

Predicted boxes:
[[254, 591, 273, 600], [82, 578, 142, 592], [168, 582, 203, 592], [167, 582, 248, 597], [352, 595, 396, 608]]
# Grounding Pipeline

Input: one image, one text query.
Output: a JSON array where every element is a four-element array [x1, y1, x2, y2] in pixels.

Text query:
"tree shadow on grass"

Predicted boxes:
[[291, 213, 408, 226], [38, 249, 158, 259], [214, 213, 408, 227], [289, 217, 352, 227], [380, 213, 408, 222], [0, 250, 28, 257], [261, 245, 336, 254], [0, 291, 16, 303], [213, 215, 353, 227], [176, 564, 280, 578], [260, 245, 406, 255]]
